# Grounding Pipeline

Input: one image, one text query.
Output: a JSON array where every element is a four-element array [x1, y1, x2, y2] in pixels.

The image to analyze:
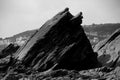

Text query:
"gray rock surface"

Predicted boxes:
[[94, 28, 120, 67]]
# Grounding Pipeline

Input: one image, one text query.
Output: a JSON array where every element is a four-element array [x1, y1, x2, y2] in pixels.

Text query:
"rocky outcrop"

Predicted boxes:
[[0, 44, 19, 71], [0, 44, 19, 59], [3, 8, 120, 80], [10, 8, 100, 72], [94, 28, 120, 67]]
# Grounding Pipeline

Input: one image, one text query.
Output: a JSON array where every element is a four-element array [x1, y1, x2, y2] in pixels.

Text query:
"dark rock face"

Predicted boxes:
[[11, 8, 100, 71], [0, 44, 19, 59], [0, 44, 19, 71], [94, 28, 120, 67]]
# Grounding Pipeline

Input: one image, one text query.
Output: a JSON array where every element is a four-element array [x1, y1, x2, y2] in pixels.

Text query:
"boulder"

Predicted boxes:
[[94, 28, 120, 67]]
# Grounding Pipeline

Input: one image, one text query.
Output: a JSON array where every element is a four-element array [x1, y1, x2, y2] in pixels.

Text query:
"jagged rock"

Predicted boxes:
[[0, 44, 19, 59], [0, 44, 19, 71], [12, 8, 100, 71], [0, 8, 100, 73], [16, 8, 100, 71], [94, 28, 120, 67]]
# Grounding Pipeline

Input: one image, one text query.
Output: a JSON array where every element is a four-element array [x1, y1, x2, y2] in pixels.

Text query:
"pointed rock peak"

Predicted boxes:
[[50, 8, 73, 22], [56, 7, 70, 16], [71, 12, 83, 25], [64, 7, 69, 12], [72, 12, 83, 20]]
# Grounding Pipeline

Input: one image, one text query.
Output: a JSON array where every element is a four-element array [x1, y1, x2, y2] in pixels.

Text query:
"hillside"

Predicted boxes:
[[83, 23, 120, 35], [83, 23, 120, 46], [6, 29, 37, 42]]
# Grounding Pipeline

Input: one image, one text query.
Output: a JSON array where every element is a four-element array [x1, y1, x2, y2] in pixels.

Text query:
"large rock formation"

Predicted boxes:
[[16, 8, 100, 71], [94, 28, 120, 67], [0, 8, 100, 73]]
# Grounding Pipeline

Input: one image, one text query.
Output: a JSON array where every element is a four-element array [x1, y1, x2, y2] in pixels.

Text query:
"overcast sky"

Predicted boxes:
[[0, 0, 120, 38]]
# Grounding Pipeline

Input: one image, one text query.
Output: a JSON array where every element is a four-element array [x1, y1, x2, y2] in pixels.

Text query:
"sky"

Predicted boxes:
[[0, 0, 120, 38]]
